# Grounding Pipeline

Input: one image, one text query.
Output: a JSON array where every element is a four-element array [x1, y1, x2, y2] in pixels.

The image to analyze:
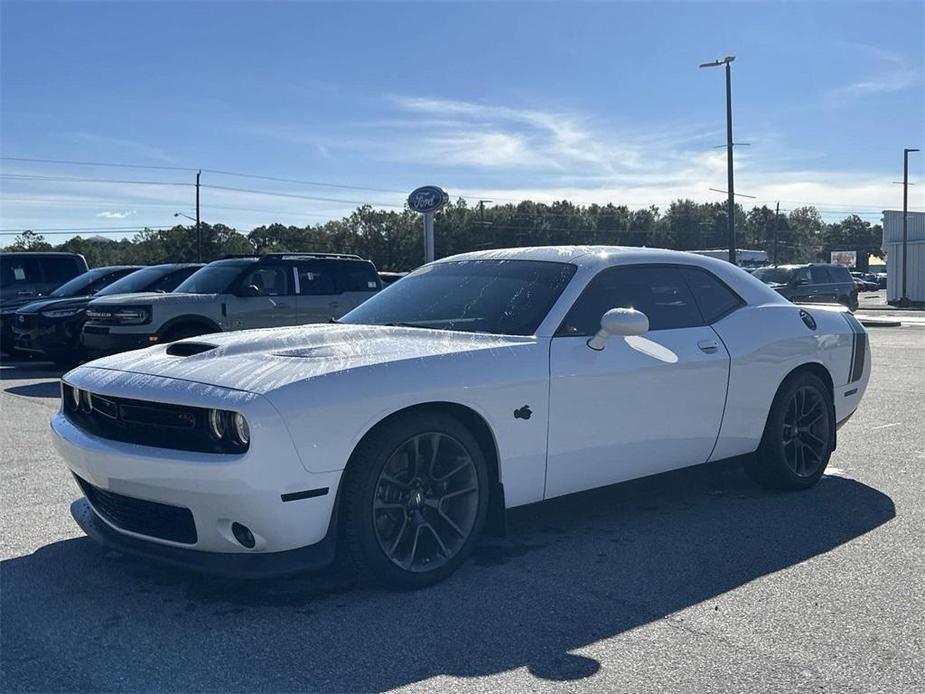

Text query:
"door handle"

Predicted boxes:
[[697, 339, 719, 354], [271, 301, 290, 309]]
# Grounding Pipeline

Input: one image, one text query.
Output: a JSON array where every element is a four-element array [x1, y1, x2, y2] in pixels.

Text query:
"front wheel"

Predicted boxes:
[[746, 372, 834, 490], [340, 412, 489, 589]]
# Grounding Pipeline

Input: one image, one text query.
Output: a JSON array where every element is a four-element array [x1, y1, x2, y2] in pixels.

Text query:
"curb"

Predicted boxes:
[[859, 319, 902, 328]]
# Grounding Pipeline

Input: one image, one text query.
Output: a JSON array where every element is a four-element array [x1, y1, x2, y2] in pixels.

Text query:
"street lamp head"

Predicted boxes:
[[699, 55, 735, 68], [905, 148, 920, 154]]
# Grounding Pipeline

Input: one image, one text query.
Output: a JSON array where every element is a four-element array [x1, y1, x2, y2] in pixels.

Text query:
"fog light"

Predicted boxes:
[[231, 522, 255, 549], [232, 413, 249, 446], [207, 409, 226, 440]]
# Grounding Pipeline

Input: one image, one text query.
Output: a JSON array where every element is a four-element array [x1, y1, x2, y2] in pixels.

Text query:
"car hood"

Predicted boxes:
[[79, 323, 535, 395], [1, 295, 52, 314], [15, 296, 92, 315], [88, 292, 218, 306]]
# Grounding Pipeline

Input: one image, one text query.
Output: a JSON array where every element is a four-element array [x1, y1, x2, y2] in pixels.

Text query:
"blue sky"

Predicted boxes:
[[1, 1, 923, 241]]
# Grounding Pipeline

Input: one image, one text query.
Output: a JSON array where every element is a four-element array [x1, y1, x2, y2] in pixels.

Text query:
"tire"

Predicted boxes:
[[746, 371, 834, 490], [340, 411, 490, 589]]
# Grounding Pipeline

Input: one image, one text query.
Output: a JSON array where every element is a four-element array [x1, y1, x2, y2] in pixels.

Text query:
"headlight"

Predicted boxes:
[[41, 307, 84, 319], [207, 409, 227, 440], [232, 413, 249, 446], [70, 386, 81, 409], [207, 409, 249, 448], [80, 389, 93, 412]]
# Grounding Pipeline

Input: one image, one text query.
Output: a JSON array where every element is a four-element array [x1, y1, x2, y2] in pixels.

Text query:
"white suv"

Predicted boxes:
[[80, 253, 382, 358]]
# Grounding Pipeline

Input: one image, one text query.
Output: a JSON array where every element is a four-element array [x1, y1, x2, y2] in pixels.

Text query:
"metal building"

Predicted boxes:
[[882, 210, 925, 305]]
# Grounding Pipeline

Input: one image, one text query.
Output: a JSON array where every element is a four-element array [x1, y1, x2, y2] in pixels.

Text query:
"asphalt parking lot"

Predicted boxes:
[[1, 325, 923, 693]]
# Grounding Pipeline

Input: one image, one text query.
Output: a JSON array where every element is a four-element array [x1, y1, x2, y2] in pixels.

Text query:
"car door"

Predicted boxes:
[[332, 262, 382, 316], [545, 265, 731, 499], [809, 266, 837, 303], [295, 261, 340, 323], [224, 262, 300, 329]]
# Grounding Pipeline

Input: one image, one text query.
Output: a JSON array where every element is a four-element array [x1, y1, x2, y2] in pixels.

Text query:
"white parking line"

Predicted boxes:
[[870, 423, 901, 430]]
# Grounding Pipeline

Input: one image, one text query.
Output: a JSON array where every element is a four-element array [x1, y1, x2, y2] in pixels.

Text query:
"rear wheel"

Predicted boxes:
[[746, 372, 834, 490], [340, 412, 489, 589]]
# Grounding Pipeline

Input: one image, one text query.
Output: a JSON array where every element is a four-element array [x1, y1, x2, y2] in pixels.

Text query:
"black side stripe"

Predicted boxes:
[[281, 487, 329, 502], [842, 313, 866, 383]]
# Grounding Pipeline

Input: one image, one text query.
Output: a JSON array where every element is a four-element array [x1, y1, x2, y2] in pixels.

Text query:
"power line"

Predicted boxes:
[[200, 184, 405, 209], [0, 173, 190, 187], [201, 168, 407, 195], [0, 156, 198, 172]]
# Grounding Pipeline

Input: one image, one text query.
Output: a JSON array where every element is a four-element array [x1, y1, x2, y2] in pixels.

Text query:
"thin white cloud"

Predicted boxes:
[[96, 210, 136, 219], [829, 45, 921, 98], [71, 133, 176, 163]]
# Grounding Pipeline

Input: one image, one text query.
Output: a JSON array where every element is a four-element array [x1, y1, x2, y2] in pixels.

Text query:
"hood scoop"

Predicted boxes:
[[166, 342, 218, 357]]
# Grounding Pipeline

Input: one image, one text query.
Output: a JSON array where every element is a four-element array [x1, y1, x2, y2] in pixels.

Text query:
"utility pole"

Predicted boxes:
[[700, 55, 737, 264], [901, 148, 919, 307], [195, 170, 202, 263], [773, 201, 781, 265]]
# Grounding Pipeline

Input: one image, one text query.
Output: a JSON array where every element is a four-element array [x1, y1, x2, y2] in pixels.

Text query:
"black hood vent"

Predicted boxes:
[[166, 342, 218, 357]]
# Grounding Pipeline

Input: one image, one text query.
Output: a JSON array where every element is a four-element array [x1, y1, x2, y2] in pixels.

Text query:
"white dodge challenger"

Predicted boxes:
[[51, 246, 870, 588]]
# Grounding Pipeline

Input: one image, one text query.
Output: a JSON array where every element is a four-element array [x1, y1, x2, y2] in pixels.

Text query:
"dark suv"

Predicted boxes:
[[1, 252, 89, 353], [752, 264, 858, 311]]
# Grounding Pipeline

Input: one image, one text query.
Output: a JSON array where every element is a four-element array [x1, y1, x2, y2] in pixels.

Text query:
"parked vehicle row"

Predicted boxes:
[[12, 264, 201, 365], [1, 252, 383, 363], [0, 252, 89, 350]]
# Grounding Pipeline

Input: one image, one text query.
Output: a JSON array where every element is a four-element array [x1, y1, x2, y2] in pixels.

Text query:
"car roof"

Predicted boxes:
[[436, 245, 740, 269]]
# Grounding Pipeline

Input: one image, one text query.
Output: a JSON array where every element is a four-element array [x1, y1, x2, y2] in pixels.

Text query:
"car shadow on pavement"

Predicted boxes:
[[1, 462, 895, 692], [0, 359, 63, 381]]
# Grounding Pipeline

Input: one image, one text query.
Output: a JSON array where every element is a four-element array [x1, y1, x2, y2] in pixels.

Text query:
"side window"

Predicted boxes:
[[240, 265, 291, 296], [151, 267, 198, 293], [1, 256, 39, 288], [557, 266, 702, 335], [808, 266, 832, 284], [41, 257, 82, 284], [296, 262, 336, 295], [796, 267, 812, 284], [830, 266, 851, 283], [680, 267, 744, 324], [337, 264, 381, 292]]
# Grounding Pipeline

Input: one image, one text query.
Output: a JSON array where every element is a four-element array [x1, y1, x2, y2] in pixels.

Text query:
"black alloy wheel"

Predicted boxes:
[[340, 411, 489, 588], [746, 371, 834, 490]]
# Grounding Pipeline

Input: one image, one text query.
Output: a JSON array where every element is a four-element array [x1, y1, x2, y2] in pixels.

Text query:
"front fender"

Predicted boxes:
[[264, 340, 551, 508]]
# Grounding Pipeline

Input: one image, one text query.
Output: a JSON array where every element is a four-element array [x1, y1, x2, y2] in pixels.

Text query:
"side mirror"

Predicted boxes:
[[237, 285, 260, 297], [587, 308, 649, 351]]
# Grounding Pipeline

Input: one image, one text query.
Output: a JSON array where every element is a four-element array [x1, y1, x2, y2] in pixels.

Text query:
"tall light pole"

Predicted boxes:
[[700, 55, 737, 264], [901, 148, 919, 307]]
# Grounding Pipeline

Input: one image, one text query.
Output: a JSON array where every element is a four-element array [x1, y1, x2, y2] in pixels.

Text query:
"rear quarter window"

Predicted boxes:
[[680, 267, 744, 323], [337, 263, 381, 292]]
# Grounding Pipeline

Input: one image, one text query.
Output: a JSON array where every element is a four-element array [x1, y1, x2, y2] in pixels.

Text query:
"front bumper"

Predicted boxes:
[[12, 315, 82, 358], [50, 369, 344, 574], [71, 496, 336, 578]]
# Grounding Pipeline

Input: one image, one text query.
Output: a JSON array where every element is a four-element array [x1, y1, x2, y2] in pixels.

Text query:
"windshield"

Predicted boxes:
[[95, 266, 166, 297], [340, 259, 577, 336], [49, 268, 115, 297], [752, 267, 795, 285], [175, 261, 252, 294]]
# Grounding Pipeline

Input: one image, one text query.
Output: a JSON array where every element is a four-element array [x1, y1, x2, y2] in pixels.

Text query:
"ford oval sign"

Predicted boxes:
[[408, 186, 449, 214]]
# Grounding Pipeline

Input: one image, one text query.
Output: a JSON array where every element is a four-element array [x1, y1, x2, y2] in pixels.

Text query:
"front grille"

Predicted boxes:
[[61, 384, 247, 454], [75, 475, 197, 544]]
